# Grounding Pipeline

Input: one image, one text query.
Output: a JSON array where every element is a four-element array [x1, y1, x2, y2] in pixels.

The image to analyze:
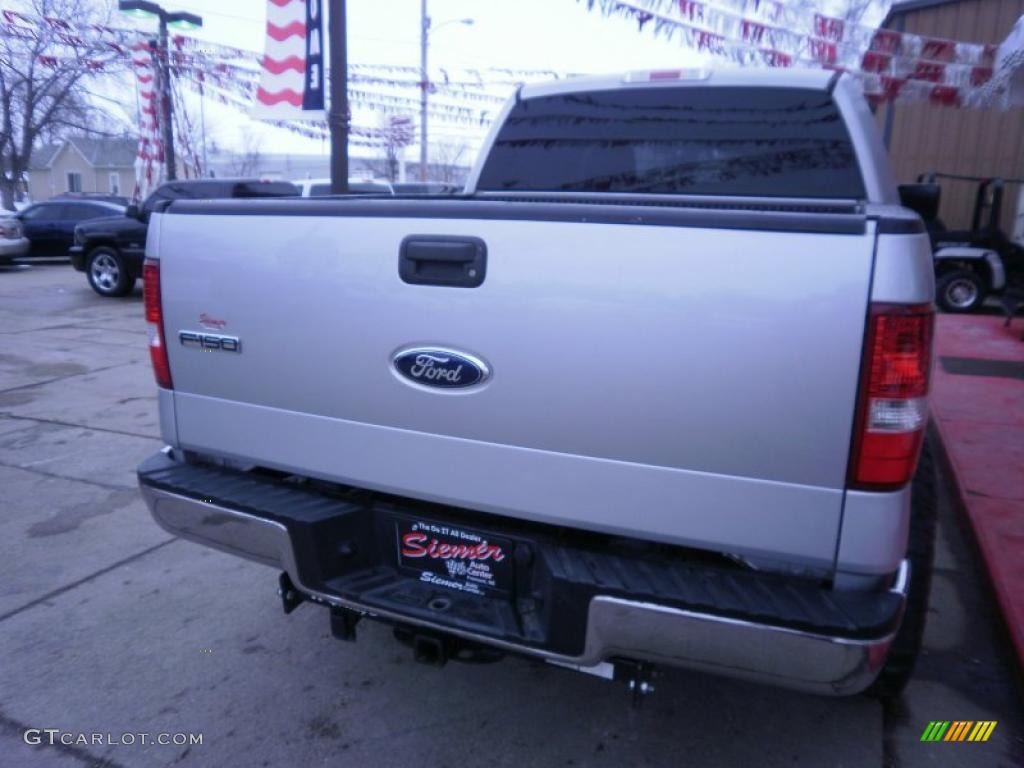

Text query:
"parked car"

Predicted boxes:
[[0, 214, 29, 263], [71, 178, 299, 297], [294, 178, 395, 196], [15, 199, 125, 259], [139, 68, 936, 700]]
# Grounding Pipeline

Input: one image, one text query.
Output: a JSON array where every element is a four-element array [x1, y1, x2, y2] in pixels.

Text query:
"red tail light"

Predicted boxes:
[[849, 303, 934, 490], [143, 259, 173, 389]]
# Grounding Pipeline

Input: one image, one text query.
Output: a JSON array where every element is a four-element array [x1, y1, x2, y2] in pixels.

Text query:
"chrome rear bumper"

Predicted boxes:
[[141, 480, 908, 697]]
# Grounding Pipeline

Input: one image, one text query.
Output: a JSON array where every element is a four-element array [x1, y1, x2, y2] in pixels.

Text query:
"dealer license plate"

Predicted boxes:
[[395, 517, 514, 597]]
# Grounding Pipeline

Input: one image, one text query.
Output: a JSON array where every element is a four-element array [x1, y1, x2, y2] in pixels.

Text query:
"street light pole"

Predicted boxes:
[[155, 16, 176, 181], [419, 0, 429, 182], [118, 1, 203, 183]]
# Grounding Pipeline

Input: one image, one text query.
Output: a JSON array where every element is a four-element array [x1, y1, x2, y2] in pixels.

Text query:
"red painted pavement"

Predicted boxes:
[[931, 314, 1024, 668]]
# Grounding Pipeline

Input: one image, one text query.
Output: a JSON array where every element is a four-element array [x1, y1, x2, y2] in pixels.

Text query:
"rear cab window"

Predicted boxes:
[[476, 86, 865, 199], [233, 181, 300, 198]]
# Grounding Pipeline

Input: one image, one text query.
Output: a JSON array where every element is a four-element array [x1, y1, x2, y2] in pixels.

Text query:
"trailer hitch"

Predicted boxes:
[[329, 605, 362, 642]]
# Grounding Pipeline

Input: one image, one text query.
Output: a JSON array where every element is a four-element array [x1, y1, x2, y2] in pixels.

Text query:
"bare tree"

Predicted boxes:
[[366, 114, 413, 182], [0, 0, 124, 209], [366, 140, 399, 182], [227, 128, 263, 176], [380, 136, 400, 182], [430, 141, 471, 184]]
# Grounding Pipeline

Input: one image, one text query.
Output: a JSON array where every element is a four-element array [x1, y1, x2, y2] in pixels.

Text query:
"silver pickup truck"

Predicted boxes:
[[137, 68, 937, 699]]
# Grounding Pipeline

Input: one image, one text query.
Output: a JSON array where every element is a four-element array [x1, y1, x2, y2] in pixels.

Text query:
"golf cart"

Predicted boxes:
[[898, 172, 1024, 312]]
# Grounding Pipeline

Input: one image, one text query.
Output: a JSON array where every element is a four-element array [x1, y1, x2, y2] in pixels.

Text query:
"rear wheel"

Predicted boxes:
[[87, 247, 134, 297], [936, 269, 985, 313], [865, 439, 937, 700]]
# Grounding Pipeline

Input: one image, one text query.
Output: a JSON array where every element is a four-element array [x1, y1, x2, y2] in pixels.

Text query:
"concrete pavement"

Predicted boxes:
[[0, 262, 1021, 768]]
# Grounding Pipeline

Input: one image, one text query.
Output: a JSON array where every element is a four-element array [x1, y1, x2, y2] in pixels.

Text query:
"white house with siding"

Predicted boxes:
[[28, 137, 136, 202]]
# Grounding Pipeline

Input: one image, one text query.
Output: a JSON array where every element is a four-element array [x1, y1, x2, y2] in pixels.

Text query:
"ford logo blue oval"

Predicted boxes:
[[393, 347, 490, 390]]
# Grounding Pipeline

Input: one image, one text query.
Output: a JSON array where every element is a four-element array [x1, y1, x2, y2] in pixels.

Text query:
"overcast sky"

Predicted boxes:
[[162, 0, 699, 73], [75, 0, 890, 167], [98, 0, 701, 164]]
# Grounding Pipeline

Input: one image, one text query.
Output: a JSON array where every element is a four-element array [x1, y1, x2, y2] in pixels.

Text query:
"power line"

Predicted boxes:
[[156, 2, 498, 67]]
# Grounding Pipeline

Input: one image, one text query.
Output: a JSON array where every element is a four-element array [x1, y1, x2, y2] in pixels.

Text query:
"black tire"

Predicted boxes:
[[865, 439, 937, 700], [936, 269, 986, 313], [86, 247, 134, 297]]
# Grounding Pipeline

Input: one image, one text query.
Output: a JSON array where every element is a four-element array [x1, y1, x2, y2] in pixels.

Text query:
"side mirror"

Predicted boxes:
[[125, 204, 141, 220], [898, 184, 940, 222]]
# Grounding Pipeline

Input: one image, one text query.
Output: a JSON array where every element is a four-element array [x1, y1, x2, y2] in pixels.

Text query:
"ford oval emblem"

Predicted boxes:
[[393, 347, 490, 390]]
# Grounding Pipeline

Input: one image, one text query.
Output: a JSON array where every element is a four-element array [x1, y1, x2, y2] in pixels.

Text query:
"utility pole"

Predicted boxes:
[[329, 0, 349, 194], [419, 0, 429, 182], [418, 9, 471, 183]]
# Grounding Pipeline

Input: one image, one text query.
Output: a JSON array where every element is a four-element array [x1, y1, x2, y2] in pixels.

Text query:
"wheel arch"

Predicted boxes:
[[933, 251, 994, 287]]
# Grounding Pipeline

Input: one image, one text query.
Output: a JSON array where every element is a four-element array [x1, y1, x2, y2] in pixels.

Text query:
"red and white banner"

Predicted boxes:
[[253, 0, 325, 120], [966, 14, 1024, 108], [582, 0, 1024, 108], [3, 2, 1022, 116], [131, 41, 163, 200]]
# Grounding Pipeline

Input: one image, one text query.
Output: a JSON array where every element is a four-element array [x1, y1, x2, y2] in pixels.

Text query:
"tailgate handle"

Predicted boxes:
[[399, 235, 486, 288]]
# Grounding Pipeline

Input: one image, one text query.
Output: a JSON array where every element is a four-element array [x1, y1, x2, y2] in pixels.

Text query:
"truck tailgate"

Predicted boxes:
[[156, 202, 876, 570]]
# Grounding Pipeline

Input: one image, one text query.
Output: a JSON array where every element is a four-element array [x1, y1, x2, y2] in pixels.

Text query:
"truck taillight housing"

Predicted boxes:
[[849, 303, 934, 490], [143, 259, 173, 389]]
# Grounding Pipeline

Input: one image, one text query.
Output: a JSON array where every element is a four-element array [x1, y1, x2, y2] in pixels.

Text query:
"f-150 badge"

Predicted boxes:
[[393, 347, 489, 389], [179, 331, 241, 353]]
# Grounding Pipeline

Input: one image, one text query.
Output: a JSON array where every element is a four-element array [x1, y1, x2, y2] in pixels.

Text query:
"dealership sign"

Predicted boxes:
[[254, 0, 325, 120]]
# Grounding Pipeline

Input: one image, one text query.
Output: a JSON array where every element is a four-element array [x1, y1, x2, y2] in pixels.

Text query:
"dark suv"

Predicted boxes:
[[18, 199, 125, 258], [71, 178, 299, 296]]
